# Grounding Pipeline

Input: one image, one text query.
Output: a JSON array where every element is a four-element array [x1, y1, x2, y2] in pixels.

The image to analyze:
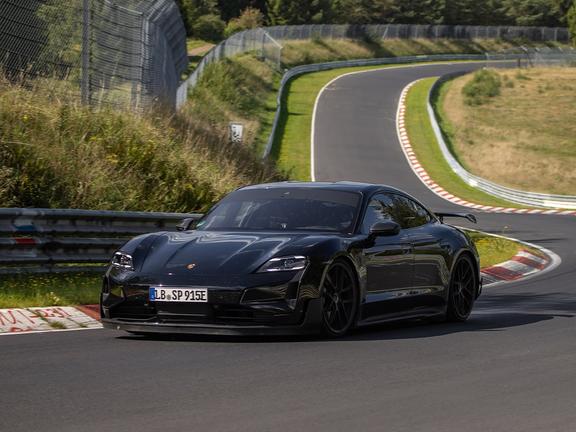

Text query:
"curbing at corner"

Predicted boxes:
[[396, 80, 576, 216]]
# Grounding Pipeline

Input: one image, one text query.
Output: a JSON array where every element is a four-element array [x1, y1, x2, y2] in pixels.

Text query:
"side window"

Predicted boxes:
[[361, 194, 394, 233], [389, 195, 431, 229]]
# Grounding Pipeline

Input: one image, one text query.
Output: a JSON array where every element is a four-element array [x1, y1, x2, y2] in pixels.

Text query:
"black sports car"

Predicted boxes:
[[101, 182, 481, 337]]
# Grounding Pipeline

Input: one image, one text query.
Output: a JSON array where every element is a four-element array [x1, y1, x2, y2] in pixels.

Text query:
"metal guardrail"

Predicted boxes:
[[0, 208, 202, 274], [427, 72, 576, 210], [262, 53, 494, 159]]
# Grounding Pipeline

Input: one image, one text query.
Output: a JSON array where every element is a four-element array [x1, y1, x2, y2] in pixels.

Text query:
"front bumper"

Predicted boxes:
[[101, 298, 322, 336]]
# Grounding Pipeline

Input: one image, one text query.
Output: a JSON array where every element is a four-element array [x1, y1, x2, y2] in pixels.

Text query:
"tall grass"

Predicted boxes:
[[0, 74, 283, 212]]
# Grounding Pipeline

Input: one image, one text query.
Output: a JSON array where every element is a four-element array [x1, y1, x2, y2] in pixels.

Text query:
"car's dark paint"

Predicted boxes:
[[101, 182, 480, 335]]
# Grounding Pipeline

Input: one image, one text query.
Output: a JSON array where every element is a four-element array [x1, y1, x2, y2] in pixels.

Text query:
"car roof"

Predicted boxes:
[[239, 181, 402, 195]]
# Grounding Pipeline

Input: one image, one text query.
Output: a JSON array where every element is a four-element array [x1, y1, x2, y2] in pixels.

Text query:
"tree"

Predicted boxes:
[[392, 0, 446, 24], [331, 0, 398, 24], [177, 0, 218, 35], [568, 1, 576, 46], [268, 0, 333, 25], [554, 0, 575, 22], [225, 7, 264, 36], [192, 14, 226, 41], [217, 1, 268, 22], [501, 0, 564, 26]]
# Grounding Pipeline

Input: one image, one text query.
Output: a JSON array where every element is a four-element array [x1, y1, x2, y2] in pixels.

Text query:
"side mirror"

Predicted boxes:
[[176, 217, 197, 232], [370, 221, 400, 237]]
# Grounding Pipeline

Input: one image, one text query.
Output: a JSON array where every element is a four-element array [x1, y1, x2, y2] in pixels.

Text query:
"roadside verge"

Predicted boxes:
[[398, 79, 576, 216], [475, 232, 561, 287]]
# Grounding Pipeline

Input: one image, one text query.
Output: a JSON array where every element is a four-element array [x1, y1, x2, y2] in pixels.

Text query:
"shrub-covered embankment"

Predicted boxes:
[[0, 75, 282, 212]]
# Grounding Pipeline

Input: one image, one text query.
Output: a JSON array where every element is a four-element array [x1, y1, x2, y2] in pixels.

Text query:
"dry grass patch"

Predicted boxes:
[[438, 67, 576, 196]]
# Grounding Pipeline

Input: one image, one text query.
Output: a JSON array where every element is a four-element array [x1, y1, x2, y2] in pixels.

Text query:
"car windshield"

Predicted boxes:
[[196, 188, 361, 233]]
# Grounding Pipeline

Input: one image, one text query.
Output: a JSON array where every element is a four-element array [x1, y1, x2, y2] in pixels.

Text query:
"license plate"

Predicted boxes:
[[149, 287, 208, 303]]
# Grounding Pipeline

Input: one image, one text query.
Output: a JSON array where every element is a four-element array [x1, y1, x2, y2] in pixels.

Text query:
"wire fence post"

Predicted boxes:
[[81, 0, 91, 106]]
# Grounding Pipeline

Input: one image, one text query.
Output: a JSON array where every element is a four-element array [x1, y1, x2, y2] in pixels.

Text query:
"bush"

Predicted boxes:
[[224, 7, 264, 37], [0, 76, 282, 212], [192, 14, 225, 42], [568, 3, 576, 47], [462, 69, 502, 106]]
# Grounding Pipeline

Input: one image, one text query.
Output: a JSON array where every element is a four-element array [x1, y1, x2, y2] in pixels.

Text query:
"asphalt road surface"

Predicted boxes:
[[2, 62, 575, 432]]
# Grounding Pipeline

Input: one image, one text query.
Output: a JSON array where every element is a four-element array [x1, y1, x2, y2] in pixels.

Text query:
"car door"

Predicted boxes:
[[360, 193, 415, 322], [392, 194, 446, 314]]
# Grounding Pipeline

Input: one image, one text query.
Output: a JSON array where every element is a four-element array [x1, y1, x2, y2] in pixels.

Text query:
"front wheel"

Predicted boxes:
[[320, 260, 359, 337], [446, 255, 478, 322]]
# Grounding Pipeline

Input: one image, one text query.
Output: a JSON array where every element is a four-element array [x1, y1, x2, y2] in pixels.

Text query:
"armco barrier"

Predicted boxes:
[[0, 208, 201, 274], [427, 72, 576, 210]]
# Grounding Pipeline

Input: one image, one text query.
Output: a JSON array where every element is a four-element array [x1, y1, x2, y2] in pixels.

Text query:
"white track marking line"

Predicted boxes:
[[310, 61, 486, 182], [0, 327, 103, 337]]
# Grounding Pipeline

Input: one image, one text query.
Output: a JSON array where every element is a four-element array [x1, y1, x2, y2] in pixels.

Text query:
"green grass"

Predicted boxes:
[[465, 230, 522, 269], [274, 64, 406, 179], [0, 273, 102, 308], [186, 39, 213, 52], [183, 55, 283, 158], [273, 62, 484, 180], [405, 78, 525, 208]]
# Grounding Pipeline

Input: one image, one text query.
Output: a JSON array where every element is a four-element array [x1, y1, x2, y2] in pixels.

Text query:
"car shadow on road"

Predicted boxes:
[[346, 290, 576, 341], [115, 291, 575, 343]]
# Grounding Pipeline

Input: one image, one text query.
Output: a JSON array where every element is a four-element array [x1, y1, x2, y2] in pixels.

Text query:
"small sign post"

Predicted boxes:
[[229, 122, 244, 144]]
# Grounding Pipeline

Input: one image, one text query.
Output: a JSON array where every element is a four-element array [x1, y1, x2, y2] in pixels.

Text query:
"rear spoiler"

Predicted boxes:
[[435, 212, 477, 224]]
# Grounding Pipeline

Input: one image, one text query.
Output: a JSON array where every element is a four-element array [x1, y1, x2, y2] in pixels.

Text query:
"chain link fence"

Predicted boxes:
[[486, 46, 576, 67], [176, 23, 569, 108], [265, 24, 569, 42], [176, 27, 282, 108], [0, 0, 188, 111]]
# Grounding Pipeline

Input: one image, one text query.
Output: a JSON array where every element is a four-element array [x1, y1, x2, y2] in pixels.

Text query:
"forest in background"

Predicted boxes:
[[176, 0, 576, 41]]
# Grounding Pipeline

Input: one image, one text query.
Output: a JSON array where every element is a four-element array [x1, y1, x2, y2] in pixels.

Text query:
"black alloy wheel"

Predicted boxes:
[[447, 255, 477, 322], [321, 260, 358, 337]]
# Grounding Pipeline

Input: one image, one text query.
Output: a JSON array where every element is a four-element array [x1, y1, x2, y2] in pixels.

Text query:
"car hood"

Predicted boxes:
[[132, 231, 322, 277]]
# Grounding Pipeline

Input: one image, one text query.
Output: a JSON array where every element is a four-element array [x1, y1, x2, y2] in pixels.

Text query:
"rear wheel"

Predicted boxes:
[[447, 255, 477, 322], [320, 260, 358, 337]]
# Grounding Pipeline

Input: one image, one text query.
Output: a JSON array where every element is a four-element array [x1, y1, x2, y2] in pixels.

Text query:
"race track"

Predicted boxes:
[[1, 62, 575, 432]]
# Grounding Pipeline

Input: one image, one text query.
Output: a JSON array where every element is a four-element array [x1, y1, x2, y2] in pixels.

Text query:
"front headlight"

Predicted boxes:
[[257, 256, 307, 272], [111, 251, 134, 271]]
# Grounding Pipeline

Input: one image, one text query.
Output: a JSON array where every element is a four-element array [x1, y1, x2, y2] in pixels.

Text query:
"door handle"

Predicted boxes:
[[402, 245, 412, 254]]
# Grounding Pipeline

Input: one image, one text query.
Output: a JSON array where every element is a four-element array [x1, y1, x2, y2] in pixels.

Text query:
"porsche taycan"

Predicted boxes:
[[101, 182, 481, 337]]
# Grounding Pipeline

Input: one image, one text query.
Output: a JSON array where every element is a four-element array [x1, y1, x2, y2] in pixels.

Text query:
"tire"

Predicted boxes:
[[446, 254, 478, 322], [320, 259, 359, 337]]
